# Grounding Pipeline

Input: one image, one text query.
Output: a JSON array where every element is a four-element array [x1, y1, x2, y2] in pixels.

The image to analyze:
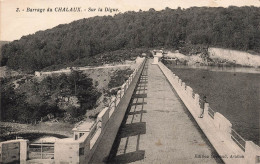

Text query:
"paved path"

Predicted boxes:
[[108, 60, 222, 163]]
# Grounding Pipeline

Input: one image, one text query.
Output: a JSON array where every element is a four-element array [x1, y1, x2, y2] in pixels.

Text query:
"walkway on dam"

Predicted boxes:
[[108, 59, 222, 163]]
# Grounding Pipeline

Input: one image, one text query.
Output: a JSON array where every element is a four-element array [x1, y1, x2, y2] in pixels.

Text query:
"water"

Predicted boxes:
[[166, 64, 260, 146], [172, 65, 260, 74]]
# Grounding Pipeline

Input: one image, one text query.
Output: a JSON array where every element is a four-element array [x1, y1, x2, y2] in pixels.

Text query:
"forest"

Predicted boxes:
[[1, 6, 260, 71], [1, 71, 101, 123]]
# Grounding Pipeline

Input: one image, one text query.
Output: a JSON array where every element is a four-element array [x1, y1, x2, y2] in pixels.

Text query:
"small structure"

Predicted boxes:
[[152, 50, 166, 65], [35, 71, 42, 77], [72, 121, 94, 140]]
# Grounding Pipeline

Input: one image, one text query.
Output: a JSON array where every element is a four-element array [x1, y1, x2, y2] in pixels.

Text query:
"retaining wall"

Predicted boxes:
[[158, 62, 260, 164], [0, 139, 28, 164]]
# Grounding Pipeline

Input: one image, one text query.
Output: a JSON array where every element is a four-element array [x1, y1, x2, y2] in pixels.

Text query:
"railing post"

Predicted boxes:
[[182, 82, 186, 91], [175, 76, 179, 84], [126, 80, 129, 89], [116, 90, 121, 106], [179, 79, 182, 86], [20, 140, 29, 163], [109, 97, 116, 117], [121, 84, 126, 98], [245, 141, 260, 164], [186, 86, 193, 101], [194, 94, 200, 109], [113, 96, 117, 110], [204, 103, 209, 119]]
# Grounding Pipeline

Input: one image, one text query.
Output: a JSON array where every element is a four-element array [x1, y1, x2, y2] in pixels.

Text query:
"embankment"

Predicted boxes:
[[208, 48, 260, 67]]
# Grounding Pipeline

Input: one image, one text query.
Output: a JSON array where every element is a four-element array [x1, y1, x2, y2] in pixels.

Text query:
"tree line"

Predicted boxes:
[[1, 6, 260, 71], [0, 71, 101, 123]]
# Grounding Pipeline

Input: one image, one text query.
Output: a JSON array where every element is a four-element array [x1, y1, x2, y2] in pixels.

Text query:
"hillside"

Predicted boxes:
[[1, 6, 260, 71], [208, 48, 260, 67], [0, 41, 9, 48], [165, 47, 260, 67], [0, 41, 10, 62]]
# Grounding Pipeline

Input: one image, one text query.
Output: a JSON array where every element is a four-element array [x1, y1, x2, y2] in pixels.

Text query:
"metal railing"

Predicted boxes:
[[208, 107, 215, 119], [231, 128, 246, 151], [29, 142, 54, 159]]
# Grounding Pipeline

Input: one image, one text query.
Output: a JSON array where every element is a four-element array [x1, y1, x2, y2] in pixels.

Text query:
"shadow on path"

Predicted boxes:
[[107, 64, 148, 163]]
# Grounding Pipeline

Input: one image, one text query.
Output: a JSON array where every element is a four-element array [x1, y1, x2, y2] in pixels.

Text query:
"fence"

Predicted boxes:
[[231, 128, 246, 152], [29, 142, 54, 159], [208, 107, 215, 119]]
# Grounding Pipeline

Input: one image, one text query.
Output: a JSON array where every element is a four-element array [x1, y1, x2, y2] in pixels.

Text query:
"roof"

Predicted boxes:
[[153, 50, 163, 53], [72, 121, 95, 132]]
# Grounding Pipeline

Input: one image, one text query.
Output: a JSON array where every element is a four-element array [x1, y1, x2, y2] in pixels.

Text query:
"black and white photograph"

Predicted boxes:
[[0, 0, 260, 163]]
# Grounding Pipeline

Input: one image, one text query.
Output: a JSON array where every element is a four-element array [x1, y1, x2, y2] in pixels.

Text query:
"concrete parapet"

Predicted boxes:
[[213, 112, 232, 138], [116, 90, 121, 106], [175, 76, 179, 82], [55, 139, 80, 163], [181, 82, 186, 90], [130, 74, 134, 80], [121, 84, 126, 98], [117, 89, 121, 99], [245, 141, 260, 164], [179, 79, 182, 85], [186, 86, 193, 99], [126, 79, 129, 88], [109, 97, 116, 117], [194, 94, 200, 109], [204, 103, 209, 118], [97, 107, 109, 130], [20, 140, 28, 162], [89, 58, 146, 163], [90, 128, 102, 149]]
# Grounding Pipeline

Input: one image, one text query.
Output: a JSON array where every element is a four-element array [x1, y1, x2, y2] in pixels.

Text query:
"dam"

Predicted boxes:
[[0, 57, 259, 164], [105, 60, 220, 163]]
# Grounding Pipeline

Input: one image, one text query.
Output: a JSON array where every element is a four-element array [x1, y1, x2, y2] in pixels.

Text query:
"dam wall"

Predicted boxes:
[[158, 62, 260, 164], [54, 57, 146, 164]]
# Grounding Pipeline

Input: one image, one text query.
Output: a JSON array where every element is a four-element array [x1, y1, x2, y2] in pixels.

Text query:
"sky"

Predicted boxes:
[[1, 0, 260, 41]]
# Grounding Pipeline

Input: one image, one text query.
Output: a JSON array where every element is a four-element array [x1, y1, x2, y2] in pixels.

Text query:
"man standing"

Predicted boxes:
[[199, 96, 207, 118]]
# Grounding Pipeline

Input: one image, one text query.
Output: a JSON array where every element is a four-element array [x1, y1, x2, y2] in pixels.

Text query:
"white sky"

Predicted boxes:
[[1, 0, 260, 41]]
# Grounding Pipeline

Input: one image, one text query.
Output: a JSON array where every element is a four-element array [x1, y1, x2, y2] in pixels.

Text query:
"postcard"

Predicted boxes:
[[1, 0, 260, 163]]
